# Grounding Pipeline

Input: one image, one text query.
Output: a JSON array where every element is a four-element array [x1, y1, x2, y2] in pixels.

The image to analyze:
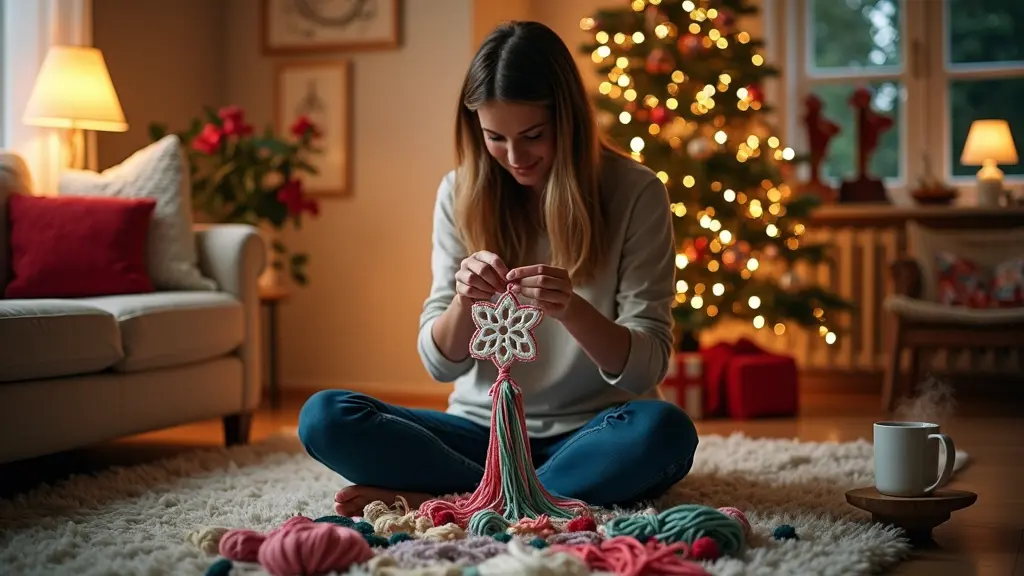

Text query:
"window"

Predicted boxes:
[[776, 0, 1024, 192]]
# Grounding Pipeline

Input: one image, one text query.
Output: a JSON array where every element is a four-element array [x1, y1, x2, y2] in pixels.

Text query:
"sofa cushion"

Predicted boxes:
[[0, 300, 123, 382], [885, 295, 1024, 325], [77, 292, 244, 372]]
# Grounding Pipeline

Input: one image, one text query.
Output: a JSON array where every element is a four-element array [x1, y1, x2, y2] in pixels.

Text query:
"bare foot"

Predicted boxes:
[[334, 485, 434, 517]]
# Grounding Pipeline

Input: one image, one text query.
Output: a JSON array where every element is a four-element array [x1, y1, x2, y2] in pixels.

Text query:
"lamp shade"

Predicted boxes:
[[960, 119, 1019, 166], [22, 46, 127, 132]]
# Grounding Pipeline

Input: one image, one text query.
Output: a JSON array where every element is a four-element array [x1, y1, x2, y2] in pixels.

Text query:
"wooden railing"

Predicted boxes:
[[697, 205, 1024, 375]]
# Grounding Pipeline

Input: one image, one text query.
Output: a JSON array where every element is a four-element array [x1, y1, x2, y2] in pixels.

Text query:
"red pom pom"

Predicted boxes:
[[432, 510, 456, 527], [691, 536, 720, 560], [566, 516, 597, 532]]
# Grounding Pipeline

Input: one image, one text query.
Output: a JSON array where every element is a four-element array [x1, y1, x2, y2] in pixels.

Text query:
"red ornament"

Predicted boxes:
[[678, 34, 700, 56], [566, 516, 598, 533], [650, 106, 668, 125], [431, 510, 456, 527], [691, 536, 721, 560], [746, 84, 763, 103]]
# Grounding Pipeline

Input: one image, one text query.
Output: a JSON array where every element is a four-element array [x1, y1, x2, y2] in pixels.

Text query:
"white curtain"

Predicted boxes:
[[1, 0, 93, 196]]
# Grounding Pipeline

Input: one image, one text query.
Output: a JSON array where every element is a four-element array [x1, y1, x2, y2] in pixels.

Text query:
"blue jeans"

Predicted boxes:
[[297, 390, 699, 508]]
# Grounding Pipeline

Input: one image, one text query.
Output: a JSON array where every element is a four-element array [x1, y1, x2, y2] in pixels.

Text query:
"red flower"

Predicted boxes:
[[276, 179, 319, 217], [191, 123, 224, 155], [290, 115, 320, 139], [218, 105, 253, 137]]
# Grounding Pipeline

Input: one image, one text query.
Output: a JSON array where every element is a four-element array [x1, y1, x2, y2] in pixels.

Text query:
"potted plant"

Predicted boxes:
[[149, 105, 322, 290]]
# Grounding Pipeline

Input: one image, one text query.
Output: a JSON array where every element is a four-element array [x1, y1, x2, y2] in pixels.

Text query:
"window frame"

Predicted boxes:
[[768, 0, 1024, 203]]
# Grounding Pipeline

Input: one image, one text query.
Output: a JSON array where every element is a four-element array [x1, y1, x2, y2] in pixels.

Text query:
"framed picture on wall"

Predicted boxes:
[[261, 0, 401, 54], [276, 59, 352, 197]]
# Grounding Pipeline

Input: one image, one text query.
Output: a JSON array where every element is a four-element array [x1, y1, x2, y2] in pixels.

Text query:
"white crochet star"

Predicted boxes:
[[469, 290, 543, 369]]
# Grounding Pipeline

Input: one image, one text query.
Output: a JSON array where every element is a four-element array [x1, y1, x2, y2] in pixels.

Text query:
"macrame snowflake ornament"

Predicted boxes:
[[469, 286, 543, 368], [418, 283, 591, 527]]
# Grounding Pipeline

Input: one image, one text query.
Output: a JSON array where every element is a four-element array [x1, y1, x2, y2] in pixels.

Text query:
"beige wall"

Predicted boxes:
[[92, 0, 225, 170], [223, 0, 472, 393]]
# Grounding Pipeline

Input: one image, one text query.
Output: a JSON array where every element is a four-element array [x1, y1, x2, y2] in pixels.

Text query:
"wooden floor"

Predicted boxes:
[[1, 389, 1021, 575]]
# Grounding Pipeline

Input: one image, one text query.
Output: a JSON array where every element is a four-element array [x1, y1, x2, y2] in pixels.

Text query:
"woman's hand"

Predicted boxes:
[[455, 251, 510, 301], [506, 264, 576, 319]]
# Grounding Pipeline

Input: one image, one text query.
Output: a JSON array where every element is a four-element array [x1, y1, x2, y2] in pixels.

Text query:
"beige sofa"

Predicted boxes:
[[0, 153, 265, 465]]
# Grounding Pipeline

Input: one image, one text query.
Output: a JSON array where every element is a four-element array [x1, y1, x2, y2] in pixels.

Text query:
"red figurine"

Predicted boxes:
[[839, 87, 893, 203], [801, 94, 840, 203]]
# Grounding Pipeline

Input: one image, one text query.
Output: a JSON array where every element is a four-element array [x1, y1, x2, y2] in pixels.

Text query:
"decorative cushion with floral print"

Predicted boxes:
[[935, 252, 1023, 308], [991, 257, 1024, 307]]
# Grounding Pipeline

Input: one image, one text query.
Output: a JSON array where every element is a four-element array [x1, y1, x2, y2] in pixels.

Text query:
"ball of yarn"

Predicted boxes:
[[187, 526, 229, 555], [566, 516, 597, 533], [352, 520, 376, 536], [604, 504, 745, 557], [389, 532, 413, 546], [203, 557, 233, 576], [773, 524, 798, 541], [528, 537, 548, 549], [717, 507, 752, 538], [258, 521, 373, 576], [494, 532, 513, 543], [314, 515, 354, 528], [365, 534, 390, 548], [218, 529, 265, 562], [469, 510, 511, 537], [433, 510, 456, 527], [690, 536, 720, 560]]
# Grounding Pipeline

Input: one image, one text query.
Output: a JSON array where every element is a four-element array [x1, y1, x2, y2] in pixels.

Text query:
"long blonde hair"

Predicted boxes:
[[453, 21, 616, 283]]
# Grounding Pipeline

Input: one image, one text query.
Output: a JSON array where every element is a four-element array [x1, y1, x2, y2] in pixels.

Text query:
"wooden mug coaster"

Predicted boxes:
[[845, 487, 977, 545]]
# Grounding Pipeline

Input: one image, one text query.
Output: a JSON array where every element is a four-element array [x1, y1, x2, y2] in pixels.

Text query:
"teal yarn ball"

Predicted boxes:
[[604, 504, 746, 557], [364, 534, 390, 548], [313, 515, 355, 528], [468, 510, 511, 537], [528, 537, 548, 549], [493, 532, 513, 543], [352, 521, 375, 536], [389, 532, 413, 545], [203, 558, 232, 576], [773, 524, 798, 540]]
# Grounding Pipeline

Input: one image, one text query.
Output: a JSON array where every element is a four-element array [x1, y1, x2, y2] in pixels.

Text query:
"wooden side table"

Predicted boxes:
[[260, 286, 290, 409]]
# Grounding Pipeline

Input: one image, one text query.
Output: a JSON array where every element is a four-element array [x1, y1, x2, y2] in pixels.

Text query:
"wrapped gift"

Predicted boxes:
[[724, 352, 799, 419], [674, 337, 799, 419], [661, 351, 704, 419]]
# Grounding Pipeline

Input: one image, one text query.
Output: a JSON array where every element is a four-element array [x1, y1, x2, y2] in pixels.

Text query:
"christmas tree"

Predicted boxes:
[[579, 0, 853, 348]]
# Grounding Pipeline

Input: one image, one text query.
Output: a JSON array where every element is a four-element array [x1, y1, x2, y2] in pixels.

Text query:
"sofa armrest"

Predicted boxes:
[[890, 258, 923, 299], [194, 224, 265, 412]]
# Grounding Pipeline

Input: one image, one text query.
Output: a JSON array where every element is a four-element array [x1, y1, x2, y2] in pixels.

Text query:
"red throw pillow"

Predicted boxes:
[[5, 194, 156, 298]]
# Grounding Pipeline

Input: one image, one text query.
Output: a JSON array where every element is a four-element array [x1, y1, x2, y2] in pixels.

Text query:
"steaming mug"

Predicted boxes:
[[873, 421, 955, 497]]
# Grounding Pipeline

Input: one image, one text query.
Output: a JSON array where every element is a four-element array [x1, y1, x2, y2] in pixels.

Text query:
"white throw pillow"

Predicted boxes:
[[59, 135, 217, 291]]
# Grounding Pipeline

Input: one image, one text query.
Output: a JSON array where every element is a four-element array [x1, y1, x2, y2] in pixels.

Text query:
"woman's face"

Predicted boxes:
[[477, 100, 554, 190]]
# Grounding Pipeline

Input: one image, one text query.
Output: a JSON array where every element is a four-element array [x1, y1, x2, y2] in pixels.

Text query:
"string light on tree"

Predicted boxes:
[[579, 0, 852, 348]]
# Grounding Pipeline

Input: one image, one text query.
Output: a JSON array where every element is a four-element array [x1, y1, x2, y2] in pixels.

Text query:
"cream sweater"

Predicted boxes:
[[416, 152, 676, 437]]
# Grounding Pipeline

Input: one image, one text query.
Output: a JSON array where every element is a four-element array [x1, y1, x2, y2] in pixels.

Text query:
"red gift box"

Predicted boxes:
[[724, 352, 799, 419], [663, 337, 799, 419]]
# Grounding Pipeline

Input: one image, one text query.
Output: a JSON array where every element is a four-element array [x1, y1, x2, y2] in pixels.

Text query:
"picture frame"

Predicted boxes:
[[275, 59, 352, 197], [261, 0, 401, 54]]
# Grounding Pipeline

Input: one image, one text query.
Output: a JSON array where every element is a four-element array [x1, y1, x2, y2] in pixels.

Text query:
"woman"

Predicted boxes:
[[298, 21, 698, 517]]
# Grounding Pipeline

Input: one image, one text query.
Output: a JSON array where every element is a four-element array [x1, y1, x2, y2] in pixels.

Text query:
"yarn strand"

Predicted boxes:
[[419, 287, 591, 527]]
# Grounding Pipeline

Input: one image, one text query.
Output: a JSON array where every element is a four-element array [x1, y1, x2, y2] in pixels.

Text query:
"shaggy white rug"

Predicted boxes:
[[0, 431, 968, 576]]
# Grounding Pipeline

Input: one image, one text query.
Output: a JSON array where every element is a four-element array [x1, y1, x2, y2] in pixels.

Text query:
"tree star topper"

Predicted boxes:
[[469, 286, 543, 369]]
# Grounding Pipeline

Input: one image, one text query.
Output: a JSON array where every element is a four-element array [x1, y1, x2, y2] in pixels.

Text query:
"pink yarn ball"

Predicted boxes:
[[258, 520, 373, 576], [219, 529, 265, 562], [718, 507, 752, 537]]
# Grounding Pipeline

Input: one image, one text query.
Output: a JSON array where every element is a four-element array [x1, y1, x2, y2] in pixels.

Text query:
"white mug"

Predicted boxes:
[[874, 421, 955, 497]]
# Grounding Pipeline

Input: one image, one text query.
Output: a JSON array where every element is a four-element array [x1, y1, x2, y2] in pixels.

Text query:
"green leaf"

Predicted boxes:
[[148, 123, 168, 142]]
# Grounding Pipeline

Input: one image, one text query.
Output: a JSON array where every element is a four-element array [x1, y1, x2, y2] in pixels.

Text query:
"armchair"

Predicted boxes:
[[882, 223, 1024, 412]]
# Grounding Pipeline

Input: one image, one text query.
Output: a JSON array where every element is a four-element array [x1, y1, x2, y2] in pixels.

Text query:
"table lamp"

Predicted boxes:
[[960, 119, 1019, 207], [22, 45, 128, 170]]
